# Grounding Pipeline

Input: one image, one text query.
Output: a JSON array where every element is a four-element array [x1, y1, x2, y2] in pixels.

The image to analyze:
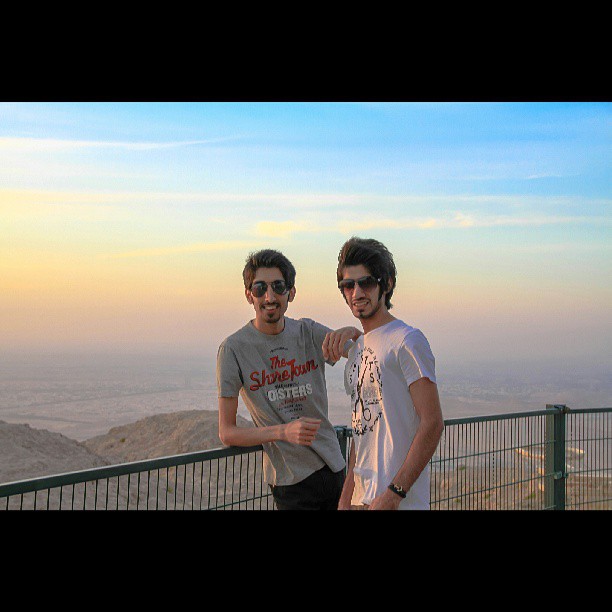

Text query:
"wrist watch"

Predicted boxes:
[[388, 482, 407, 498]]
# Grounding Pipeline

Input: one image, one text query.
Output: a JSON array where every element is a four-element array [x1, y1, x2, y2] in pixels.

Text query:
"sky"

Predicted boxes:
[[1, 101, 610, 374]]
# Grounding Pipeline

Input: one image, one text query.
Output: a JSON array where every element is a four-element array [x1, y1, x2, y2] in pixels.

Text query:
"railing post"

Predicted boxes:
[[545, 404, 568, 510], [335, 425, 349, 463]]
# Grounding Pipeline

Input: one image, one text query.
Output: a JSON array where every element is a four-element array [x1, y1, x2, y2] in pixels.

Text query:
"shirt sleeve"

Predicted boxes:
[[398, 329, 437, 387], [302, 318, 336, 366], [216, 340, 243, 398]]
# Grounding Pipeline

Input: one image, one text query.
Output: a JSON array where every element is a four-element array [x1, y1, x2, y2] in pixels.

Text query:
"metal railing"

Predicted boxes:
[[0, 444, 275, 511], [1, 405, 610, 510], [430, 405, 610, 510]]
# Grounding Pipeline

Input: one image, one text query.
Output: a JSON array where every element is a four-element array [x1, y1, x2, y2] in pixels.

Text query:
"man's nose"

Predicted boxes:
[[352, 283, 365, 298], [265, 285, 277, 301]]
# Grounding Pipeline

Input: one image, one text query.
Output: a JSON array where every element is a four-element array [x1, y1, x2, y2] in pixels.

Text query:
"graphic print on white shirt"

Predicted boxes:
[[344, 320, 438, 509], [347, 345, 384, 436]]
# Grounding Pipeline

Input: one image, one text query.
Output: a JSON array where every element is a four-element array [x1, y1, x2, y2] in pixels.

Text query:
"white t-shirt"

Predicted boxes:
[[344, 319, 437, 510]]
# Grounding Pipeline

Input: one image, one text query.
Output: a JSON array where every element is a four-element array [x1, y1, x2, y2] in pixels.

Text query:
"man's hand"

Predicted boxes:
[[322, 326, 362, 363], [282, 417, 321, 446], [367, 488, 403, 510]]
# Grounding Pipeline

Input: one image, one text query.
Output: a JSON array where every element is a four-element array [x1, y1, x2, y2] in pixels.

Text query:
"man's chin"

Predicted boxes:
[[353, 302, 379, 320], [264, 312, 282, 324], [352, 305, 368, 318]]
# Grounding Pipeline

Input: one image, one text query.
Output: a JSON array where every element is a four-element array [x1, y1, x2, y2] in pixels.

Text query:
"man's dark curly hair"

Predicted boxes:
[[242, 249, 297, 290], [336, 237, 397, 309]]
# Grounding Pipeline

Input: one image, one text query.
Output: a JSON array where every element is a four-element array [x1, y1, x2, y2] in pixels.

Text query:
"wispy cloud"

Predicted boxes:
[[525, 173, 567, 180], [255, 221, 314, 237], [256, 213, 606, 237], [0, 188, 359, 209], [0, 189, 129, 206], [0, 136, 241, 151], [447, 214, 602, 228], [4, 187, 608, 212], [509, 242, 612, 254], [101, 241, 262, 260]]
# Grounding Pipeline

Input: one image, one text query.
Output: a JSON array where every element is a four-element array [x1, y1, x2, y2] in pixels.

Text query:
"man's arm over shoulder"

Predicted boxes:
[[322, 326, 363, 363], [300, 317, 361, 365]]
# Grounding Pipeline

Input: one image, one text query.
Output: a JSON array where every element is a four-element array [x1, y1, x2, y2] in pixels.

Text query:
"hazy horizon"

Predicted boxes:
[[1, 348, 610, 442]]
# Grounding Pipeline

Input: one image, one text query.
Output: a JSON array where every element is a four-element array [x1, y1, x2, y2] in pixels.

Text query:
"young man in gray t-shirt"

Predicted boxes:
[[217, 249, 360, 510]]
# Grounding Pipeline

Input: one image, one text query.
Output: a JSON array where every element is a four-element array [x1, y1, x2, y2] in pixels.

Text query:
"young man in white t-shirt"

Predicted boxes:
[[322, 237, 444, 510]]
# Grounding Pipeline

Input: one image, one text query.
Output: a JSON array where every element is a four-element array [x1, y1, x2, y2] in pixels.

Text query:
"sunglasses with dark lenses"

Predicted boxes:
[[250, 280, 290, 298], [338, 276, 381, 292]]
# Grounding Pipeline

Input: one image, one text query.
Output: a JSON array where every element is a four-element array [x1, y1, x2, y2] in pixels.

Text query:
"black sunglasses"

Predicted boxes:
[[338, 276, 381, 292], [250, 280, 291, 298]]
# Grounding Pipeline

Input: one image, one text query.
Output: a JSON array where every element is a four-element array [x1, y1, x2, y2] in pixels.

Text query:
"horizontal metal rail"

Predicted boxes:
[[1, 408, 610, 510], [0, 444, 263, 498]]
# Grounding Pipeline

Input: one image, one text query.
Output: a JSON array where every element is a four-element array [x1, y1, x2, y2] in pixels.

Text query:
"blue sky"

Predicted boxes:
[[1, 101, 610, 370]]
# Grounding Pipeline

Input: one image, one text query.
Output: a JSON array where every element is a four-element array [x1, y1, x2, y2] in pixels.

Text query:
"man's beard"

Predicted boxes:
[[355, 298, 382, 319], [264, 312, 282, 323], [262, 303, 282, 323]]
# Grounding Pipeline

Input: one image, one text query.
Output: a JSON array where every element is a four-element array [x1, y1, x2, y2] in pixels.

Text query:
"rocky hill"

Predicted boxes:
[[83, 410, 252, 464], [0, 420, 109, 484], [0, 410, 252, 485]]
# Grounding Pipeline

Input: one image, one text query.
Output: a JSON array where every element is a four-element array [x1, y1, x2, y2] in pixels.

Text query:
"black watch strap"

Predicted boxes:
[[388, 483, 407, 498]]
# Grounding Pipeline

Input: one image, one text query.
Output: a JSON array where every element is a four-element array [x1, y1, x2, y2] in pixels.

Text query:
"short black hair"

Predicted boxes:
[[336, 237, 397, 309], [243, 249, 296, 290]]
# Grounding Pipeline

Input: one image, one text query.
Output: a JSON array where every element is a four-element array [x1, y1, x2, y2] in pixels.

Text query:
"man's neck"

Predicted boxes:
[[252, 316, 286, 335], [360, 310, 395, 335]]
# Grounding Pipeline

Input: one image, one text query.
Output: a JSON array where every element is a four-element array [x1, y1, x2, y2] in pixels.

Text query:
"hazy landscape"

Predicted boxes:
[[1, 351, 610, 442], [1, 351, 609, 509]]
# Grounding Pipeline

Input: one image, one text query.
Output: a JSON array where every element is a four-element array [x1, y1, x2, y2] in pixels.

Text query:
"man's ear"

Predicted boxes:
[[245, 288, 254, 304], [288, 286, 296, 302]]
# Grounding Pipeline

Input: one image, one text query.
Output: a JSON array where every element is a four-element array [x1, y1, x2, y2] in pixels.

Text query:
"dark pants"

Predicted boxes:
[[270, 465, 345, 511]]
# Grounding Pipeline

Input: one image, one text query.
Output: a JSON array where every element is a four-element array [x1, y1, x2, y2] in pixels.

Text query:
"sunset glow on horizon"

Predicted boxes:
[[1, 102, 610, 372]]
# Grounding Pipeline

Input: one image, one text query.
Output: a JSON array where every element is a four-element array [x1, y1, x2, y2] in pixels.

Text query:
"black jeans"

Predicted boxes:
[[270, 465, 345, 511]]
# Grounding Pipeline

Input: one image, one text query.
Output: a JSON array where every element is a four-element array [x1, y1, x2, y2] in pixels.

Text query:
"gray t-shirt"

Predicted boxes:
[[217, 317, 346, 486]]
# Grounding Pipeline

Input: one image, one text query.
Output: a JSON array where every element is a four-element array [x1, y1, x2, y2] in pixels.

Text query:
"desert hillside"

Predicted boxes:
[[0, 420, 109, 484], [83, 409, 252, 463], [0, 410, 252, 485]]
